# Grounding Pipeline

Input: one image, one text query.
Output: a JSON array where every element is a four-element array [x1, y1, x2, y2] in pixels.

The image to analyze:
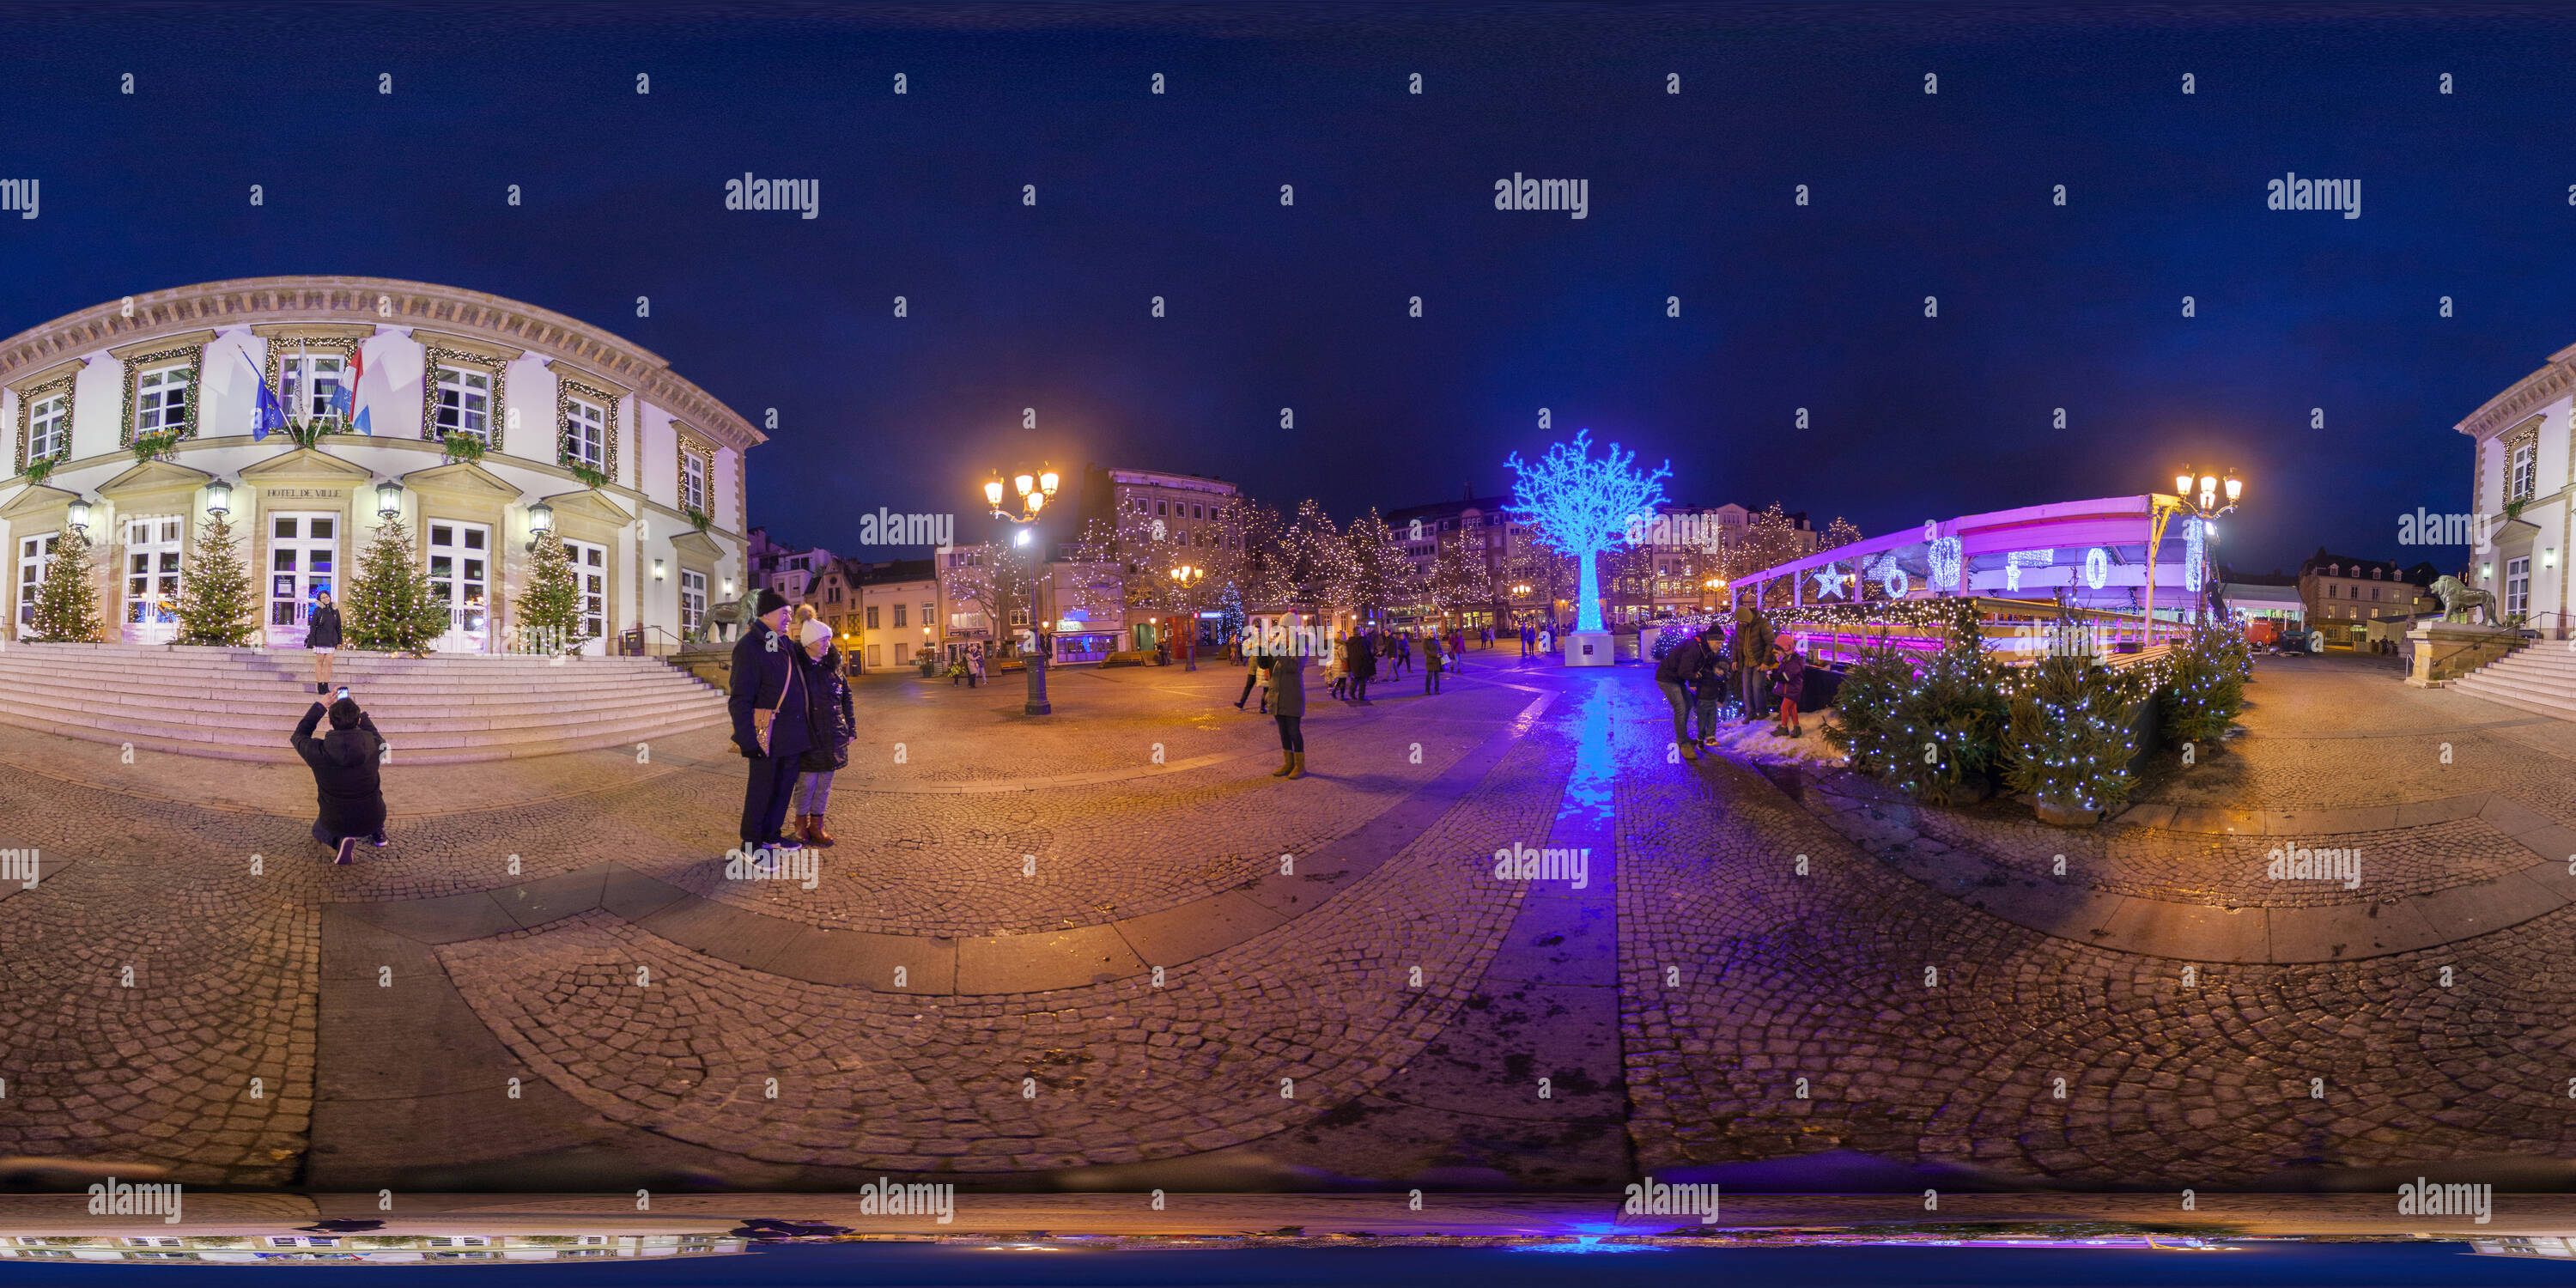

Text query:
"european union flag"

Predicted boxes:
[[243, 352, 287, 440]]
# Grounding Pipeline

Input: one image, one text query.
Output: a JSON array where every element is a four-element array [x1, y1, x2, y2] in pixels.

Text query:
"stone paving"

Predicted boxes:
[[0, 647, 2572, 1193]]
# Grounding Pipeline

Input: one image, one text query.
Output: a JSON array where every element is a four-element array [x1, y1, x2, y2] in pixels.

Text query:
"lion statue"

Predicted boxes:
[[2429, 574, 2495, 625]]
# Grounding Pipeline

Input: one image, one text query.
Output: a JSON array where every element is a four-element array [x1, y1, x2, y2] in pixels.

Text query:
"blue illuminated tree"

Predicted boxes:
[[1504, 429, 1671, 634]]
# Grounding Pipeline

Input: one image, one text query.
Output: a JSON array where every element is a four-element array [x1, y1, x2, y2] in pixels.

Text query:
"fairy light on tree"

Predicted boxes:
[[1504, 429, 1670, 635]]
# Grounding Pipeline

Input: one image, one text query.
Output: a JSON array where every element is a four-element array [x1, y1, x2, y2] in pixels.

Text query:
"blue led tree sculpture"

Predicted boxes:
[[1504, 429, 1672, 635]]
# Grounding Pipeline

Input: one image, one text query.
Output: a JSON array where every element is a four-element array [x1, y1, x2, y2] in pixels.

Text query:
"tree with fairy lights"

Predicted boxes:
[[2160, 619, 2250, 750], [1503, 429, 1670, 635], [25, 527, 102, 642], [2004, 652, 2148, 823], [174, 510, 256, 647]]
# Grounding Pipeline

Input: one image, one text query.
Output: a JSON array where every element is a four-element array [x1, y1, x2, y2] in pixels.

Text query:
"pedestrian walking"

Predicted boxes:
[[1352, 627, 1377, 702], [1771, 644, 1808, 738], [967, 641, 985, 687], [1422, 632, 1445, 695], [1396, 631, 1413, 677], [1236, 644, 1265, 709], [290, 691, 386, 865], [1655, 623, 1725, 761], [793, 618, 852, 848], [305, 588, 343, 695], [729, 589, 810, 858], [1269, 618, 1309, 780]]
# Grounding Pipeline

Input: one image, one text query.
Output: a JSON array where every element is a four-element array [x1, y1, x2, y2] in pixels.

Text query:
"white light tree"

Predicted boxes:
[[1504, 429, 1671, 634]]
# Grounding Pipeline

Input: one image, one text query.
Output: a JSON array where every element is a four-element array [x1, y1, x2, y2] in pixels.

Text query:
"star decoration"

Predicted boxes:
[[1812, 562, 1850, 600]]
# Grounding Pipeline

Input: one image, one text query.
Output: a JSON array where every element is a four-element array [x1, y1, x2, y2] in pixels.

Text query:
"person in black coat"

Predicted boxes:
[[728, 589, 811, 855], [291, 695, 385, 864], [792, 618, 853, 848], [1350, 627, 1377, 702], [1655, 623, 1724, 760], [306, 589, 343, 696]]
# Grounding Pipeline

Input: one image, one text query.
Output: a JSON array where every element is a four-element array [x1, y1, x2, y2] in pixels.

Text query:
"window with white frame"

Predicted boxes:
[[890, 604, 904, 628], [26, 390, 68, 461], [433, 365, 493, 440], [280, 353, 346, 423], [563, 396, 606, 470], [17, 532, 58, 629], [681, 448, 708, 513], [133, 365, 191, 436], [678, 568, 706, 635], [2506, 556, 2530, 617], [2511, 440, 2537, 502]]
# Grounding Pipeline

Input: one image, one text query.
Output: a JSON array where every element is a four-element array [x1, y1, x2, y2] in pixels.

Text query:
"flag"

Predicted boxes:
[[332, 342, 371, 434], [242, 353, 287, 440]]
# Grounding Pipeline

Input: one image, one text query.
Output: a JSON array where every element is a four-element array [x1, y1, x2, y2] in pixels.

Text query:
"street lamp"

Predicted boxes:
[[979, 462, 1062, 715], [1169, 562, 1204, 670], [2147, 464, 2247, 639], [66, 497, 91, 534], [205, 478, 233, 517], [376, 479, 404, 519]]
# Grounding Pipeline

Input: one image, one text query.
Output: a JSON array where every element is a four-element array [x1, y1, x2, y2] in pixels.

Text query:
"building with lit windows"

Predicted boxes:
[[2456, 343, 2573, 636], [2297, 550, 2438, 629], [0, 276, 758, 654]]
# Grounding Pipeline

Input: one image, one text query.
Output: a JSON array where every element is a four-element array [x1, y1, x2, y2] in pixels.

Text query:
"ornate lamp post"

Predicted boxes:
[[2145, 465, 2243, 641], [981, 464, 1060, 715], [1169, 562, 1204, 671]]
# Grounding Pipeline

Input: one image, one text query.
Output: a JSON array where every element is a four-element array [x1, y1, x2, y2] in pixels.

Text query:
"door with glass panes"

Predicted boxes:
[[265, 513, 337, 647], [122, 516, 185, 644], [426, 521, 491, 653], [564, 538, 608, 654], [15, 532, 59, 638]]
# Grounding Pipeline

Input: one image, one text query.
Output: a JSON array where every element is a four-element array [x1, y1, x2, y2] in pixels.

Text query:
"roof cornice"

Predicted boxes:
[[2457, 350, 2576, 440], [0, 276, 765, 453]]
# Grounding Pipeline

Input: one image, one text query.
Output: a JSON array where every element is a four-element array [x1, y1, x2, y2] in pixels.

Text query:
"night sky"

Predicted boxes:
[[2, 1, 2569, 574]]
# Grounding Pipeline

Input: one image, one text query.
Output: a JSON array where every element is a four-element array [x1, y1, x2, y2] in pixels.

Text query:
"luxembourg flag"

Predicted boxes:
[[331, 342, 373, 434]]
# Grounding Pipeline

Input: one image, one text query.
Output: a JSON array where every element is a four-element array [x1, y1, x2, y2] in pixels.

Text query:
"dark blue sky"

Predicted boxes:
[[2, 1, 2568, 573]]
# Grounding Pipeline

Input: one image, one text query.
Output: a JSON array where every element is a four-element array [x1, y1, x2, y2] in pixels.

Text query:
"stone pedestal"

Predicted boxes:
[[2404, 621, 2518, 687], [1564, 630, 1615, 667]]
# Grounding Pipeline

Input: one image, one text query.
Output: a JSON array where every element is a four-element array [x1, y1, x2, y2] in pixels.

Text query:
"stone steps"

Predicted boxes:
[[0, 642, 729, 762], [2453, 645, 2576, 720]]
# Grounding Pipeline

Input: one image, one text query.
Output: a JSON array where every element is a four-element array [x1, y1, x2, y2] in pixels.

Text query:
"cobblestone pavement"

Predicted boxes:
[[1, 647, 2571, 1191]]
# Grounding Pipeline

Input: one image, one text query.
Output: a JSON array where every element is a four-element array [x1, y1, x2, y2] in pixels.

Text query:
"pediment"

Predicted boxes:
[[96, 459, 214, 501], [537, 487, 635, 527], [239, 447, 380, 483], [670, 528, 726, 561], [401, 459, 524, 499], [0, 482, 80, 521]]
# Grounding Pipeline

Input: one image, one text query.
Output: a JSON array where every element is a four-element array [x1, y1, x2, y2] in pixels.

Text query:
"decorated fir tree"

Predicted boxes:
[[174, 511, 257, 646], [25, 528, 101, 642], [2160, 620, 2250, 750], [515, 526, 591, 655], [2004, 654, 2147, 822], [342, 516, 449, 654]]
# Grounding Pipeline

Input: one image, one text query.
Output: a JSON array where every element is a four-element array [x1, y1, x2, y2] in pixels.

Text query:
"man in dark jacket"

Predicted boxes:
[[729, 589, 811, 855], [1733, 602, 1777, 724], [1656, 624, 1723, 760], [291, 696, 386, 864]]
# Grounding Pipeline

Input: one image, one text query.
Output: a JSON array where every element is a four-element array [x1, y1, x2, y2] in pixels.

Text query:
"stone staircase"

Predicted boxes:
[[0, 641, 730, 763], [2451, 641, 2576, 720]]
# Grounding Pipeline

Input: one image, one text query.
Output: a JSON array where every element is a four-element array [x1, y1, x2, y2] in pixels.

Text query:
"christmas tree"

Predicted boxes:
[[25, 527, 101, 642], [2004, 653, 2147, 819], [343, 515, 449, 654], [174, 511, 257, 646], [515, 526, 591, 655], [2160, 620, 2250, 749]]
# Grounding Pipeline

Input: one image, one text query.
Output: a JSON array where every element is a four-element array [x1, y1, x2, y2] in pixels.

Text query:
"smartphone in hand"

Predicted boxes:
[[335, 686, 349, 701]]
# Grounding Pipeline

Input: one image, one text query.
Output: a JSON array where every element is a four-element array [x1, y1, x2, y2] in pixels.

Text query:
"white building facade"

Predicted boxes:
[[1, 276, 760, 654], [2457, 343, 2575, 636]]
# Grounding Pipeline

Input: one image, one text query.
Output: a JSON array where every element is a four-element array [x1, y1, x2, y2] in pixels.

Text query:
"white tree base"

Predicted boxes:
[[1564, 630, 1615, 666]]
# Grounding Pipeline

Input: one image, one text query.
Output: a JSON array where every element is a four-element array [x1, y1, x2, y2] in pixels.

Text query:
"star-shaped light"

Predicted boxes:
[[1812, 562, 1850, 599]]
